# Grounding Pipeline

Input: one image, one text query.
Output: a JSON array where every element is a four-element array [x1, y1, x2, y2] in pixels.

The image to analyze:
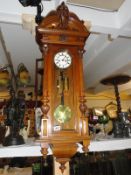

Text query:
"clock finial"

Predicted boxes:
[[57, 2, 69, 29]]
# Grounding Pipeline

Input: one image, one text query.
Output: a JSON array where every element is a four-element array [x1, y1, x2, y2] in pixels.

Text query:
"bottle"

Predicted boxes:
[[32, 162, 41, 175]]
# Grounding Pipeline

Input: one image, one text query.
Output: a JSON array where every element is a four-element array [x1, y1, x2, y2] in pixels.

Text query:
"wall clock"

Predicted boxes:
[[36, 2, 90, 173]]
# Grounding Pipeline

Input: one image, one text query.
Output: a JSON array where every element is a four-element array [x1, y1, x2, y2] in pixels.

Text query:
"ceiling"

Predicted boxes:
[[0, 0, 131, 98], [67, 0, 125, 11]]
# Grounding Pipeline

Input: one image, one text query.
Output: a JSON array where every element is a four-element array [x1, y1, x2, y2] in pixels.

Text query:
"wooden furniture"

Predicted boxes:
[[101, 75, 131, 115], [36, 2, 90, 172]]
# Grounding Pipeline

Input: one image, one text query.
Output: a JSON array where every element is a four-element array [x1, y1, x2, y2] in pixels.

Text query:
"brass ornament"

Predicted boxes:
[[105, 102, 117, 119], [54, 104, 72, 124]]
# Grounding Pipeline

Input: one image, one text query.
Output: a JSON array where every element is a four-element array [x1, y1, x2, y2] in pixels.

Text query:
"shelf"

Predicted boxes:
[[0, 138, 131, 158], [89, 138, 131, 152]]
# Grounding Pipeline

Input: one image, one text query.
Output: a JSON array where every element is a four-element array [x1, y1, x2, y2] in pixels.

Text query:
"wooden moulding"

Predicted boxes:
[[39, 135, 90, 157], [40, 136, 90, 173]]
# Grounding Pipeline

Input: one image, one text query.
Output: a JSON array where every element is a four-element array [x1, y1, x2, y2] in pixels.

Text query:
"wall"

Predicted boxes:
[[87, 99, 131, 110]]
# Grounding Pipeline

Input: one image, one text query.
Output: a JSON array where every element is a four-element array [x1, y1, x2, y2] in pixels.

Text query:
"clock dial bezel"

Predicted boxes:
[[54, 50, 72, 69]]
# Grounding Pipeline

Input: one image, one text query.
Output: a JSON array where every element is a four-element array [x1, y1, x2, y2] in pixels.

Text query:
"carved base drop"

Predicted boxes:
[[56, 158, 69, 174]]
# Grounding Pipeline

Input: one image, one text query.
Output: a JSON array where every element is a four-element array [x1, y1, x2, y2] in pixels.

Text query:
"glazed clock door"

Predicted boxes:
[[43, 45, 83, 133]]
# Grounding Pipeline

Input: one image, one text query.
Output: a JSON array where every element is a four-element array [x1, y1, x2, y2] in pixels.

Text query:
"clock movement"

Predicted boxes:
[[36, 2, 90, 173]]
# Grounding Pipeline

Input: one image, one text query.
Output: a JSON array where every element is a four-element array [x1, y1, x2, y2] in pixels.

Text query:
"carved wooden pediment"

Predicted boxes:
[[36, 2, 89, 51], [38, 2, 87, 32]]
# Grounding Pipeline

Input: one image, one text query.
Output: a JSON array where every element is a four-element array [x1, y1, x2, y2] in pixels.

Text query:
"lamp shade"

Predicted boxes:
[[0, 70, 10, 86], [17, 63, 31, 85]]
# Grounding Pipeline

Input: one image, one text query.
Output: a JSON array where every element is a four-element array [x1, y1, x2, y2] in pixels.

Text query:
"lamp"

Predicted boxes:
[[1, 63, 31, 146], [18, 0, 41, 6], [2, 87, 26, 146], [18, 0, 43, 24], [17, 63, 31, 86], [0, 65, 11, 87], [0, 69, 10, 86]]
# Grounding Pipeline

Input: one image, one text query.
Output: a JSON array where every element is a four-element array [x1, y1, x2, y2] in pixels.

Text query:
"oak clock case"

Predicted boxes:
[[35, 2, 90, 172]]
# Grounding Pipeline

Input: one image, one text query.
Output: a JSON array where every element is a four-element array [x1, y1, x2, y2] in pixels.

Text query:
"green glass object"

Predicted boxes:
[[32, 163, 41, 175], [98, 115, 109, 124]]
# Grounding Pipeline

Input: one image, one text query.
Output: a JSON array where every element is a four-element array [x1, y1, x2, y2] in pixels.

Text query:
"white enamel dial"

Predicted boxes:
[[54, 51, 72, 69]]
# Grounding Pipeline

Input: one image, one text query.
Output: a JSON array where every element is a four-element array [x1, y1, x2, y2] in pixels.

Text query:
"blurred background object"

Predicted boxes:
[[17, 63, 31, 86]]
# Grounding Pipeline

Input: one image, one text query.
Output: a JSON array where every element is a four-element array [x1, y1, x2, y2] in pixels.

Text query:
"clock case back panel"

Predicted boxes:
[[44, 45, 83, 132]]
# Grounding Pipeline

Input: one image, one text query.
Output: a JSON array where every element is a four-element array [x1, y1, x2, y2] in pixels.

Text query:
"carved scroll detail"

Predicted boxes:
[[79, 94, 89, 136], [41, 143, 49, 166], [57, 158, 69, 174], [79, 94, 88, 116], [78, 49, 85, 58], [42, 44, 48, 56]]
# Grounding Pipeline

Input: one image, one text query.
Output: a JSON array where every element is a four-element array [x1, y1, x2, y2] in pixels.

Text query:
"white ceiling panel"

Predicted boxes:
[[0, 22, 41, 85], [67, 0, 125, 11]]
